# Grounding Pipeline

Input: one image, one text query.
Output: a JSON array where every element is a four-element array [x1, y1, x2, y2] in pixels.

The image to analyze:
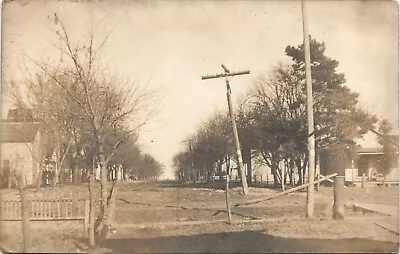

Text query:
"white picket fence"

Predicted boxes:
[[0, 197, 90, 229]]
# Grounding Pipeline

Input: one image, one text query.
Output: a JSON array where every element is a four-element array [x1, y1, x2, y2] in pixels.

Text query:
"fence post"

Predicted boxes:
[[31, 201, 34, 219], [77, 199, 81, 217], [40, 200, 44, 219], [3, 201, 6, 219], [266, 175, 268, 186], [36, 200, 39, 218], [48, 201, 52, 218], [18, 201, 21, 218], [70, 200, 73, 217], [64, 200, 68, 218], [84, 200, 89, 231], [12, 201, 15, 218], [57, 199, 61, 218]]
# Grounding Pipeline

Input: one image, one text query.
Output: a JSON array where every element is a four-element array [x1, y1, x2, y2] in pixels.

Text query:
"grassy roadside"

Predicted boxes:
[[0, 181, 398, 253]]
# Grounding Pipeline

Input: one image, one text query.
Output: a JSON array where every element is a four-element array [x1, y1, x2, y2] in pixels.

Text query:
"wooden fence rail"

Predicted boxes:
[[0, 198, 94, 230]]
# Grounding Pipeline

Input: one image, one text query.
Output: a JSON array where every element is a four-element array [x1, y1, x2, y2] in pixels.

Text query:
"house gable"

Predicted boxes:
[[0, 120, 41, 186], [1, 121, 40, 143]]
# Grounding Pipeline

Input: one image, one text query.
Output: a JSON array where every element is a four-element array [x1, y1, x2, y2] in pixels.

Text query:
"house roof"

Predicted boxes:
[[355, 131, 381, 149], [7, 108, 34, 122], [356, 130, 399, 154], [1, 121, 40, 143]]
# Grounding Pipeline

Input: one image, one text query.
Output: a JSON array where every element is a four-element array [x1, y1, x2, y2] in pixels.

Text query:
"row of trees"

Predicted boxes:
[[173, 111, 234, 182], [174, 37, 387, 187], [5, 15, 161, 245], [6, 15, 163, 185], [109, 137, 164, 180]]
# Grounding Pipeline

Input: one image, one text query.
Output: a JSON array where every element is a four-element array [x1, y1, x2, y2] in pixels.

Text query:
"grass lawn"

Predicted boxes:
[[0, 181, 398, 253]]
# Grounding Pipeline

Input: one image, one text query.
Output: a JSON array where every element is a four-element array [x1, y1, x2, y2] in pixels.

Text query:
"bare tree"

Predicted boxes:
[[11, 15, 160, 244]]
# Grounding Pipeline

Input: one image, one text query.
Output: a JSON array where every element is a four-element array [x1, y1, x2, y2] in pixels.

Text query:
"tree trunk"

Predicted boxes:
[[207, 165, 213, 182], [88, 173, 95, 247], [59, 167, 64, 184], [73, 163, 79, 185], [296, 158, 303, 186], [218, 160, 223, 181], [289, 159, 294, 187], [243, 146, 252, 184], [105, 181, 117, 230], [94, 143, 120, 243], [96, 181, 117, 242], [53, 142, 60, 186], [35, 141, 45, 190], [17, 176, 31, 253], [272, 168, 279, 187], [271, 157, 281, 187], [225, 166, 232, 224], [100, 150, 108, 211], [284, 161, 288, 185], [94, 144, 109, 240], [302, 158, 308, 184]]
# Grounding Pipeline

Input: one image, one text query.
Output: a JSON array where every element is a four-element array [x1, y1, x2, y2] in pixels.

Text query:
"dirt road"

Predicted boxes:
[[0, 181, 398, 253]]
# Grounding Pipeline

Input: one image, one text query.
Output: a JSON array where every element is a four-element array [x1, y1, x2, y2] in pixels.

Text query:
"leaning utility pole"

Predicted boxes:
[[202, 64, 250, 195], [302, 0, 316, 218]]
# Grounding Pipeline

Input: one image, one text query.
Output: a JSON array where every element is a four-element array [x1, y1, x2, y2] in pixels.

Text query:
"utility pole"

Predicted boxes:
[[302, 0, 316, 218], [189, 141, 195, 182], [184, 139, 195, 182], [202, 64, 250, 195]]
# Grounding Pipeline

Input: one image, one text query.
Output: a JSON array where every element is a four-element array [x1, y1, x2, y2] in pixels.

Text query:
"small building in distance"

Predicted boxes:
[[0, 109, 41, 187], [342, 130, 398, 184]]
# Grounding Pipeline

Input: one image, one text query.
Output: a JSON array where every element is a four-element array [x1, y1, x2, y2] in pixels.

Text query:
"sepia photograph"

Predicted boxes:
[[0, 0, 398, 253]]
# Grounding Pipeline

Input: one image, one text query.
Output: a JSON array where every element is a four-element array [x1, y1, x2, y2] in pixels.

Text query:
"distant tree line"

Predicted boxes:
[[4, 22, 162, 187]]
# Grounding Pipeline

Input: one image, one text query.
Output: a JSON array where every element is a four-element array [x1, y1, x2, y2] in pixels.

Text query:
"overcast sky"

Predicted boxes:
[[1, 0, 398, 179]]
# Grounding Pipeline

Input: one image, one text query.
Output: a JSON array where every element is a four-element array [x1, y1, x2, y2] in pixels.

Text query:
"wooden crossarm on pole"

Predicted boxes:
[[201, 70, 250, 80]]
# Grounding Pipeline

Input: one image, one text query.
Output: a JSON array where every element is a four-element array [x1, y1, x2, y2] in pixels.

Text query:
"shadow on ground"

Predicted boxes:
[[98, 230, 398, 253]]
